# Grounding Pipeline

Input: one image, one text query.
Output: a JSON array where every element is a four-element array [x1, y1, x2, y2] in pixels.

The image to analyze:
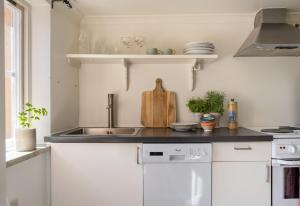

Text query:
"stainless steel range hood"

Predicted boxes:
[[234, 8, 300, 57]]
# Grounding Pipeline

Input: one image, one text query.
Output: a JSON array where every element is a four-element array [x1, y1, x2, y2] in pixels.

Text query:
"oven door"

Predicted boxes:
[[273, 159, 300, 206]]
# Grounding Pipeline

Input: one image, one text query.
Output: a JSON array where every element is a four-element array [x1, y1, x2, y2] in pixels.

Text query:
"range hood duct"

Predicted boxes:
[[234, 8, 300, 57]]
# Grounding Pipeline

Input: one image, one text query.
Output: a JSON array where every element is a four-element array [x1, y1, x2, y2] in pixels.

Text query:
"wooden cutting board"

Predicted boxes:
[[141, 78, 176, 127]]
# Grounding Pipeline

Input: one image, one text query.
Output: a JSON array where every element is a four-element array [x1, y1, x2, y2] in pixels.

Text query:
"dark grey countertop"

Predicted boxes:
[[44, 127, 273, 143]]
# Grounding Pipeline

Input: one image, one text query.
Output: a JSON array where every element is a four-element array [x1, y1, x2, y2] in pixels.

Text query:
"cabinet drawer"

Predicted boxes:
[[213, 142, 271, 162]]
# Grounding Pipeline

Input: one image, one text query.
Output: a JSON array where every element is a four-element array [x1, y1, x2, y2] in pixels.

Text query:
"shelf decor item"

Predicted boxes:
[[162, 48, 176, 55], [134, 36, 145, 48], [146, 48, 161, 55], [16, 103, 48, 151], [120, 36, 133, 48], [183, 41, 215, 55], [78, 30, 90, 53]]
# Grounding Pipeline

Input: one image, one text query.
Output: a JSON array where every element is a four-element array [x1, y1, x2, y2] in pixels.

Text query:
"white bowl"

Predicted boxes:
[[170, 122, 198, 132]]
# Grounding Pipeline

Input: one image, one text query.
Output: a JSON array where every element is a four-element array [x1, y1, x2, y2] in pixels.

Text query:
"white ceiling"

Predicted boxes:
[[73, 0, 300, 16]]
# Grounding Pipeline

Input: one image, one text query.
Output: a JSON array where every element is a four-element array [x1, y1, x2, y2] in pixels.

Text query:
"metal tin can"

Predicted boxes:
[[228, 99, 238, 129]]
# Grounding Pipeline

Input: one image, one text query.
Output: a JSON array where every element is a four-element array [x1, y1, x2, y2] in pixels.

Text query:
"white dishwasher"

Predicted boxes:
[[143, 143, 212, 206]]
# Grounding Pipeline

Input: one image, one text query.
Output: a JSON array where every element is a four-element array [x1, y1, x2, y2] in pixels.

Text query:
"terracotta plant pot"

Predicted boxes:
[[200, 121, 216, 132], [15, 128, 36, 152], [201, 113, 216, 132]]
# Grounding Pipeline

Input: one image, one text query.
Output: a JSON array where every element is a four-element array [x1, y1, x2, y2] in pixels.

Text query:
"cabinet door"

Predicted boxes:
[[212, 162, 271, 206], [51, 143, 143, 206]]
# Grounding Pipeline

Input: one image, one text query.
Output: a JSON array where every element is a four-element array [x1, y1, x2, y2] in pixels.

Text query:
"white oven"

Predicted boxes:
[[250, 127, 300, 206], [273, 159, 300, 206], [272, 137, 300, 206]]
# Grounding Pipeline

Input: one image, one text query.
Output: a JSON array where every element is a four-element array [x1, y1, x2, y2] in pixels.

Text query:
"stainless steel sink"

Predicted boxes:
[[61, 127, 141, 136]]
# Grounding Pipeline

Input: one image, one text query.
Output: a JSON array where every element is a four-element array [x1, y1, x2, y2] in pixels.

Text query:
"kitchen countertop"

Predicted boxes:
[[44, 127, 273, 143]]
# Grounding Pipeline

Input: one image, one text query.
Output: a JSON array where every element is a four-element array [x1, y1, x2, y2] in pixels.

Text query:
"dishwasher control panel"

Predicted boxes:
[[143, 144, 212, 163]]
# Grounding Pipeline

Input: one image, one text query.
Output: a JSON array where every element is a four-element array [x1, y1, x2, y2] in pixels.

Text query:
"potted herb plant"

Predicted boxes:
[[186, 97, 208, 123], [16, 103, 48, 151], [205, 91, 225, 127]]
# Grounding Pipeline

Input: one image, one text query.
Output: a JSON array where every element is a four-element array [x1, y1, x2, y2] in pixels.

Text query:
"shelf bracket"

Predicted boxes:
[[66, 57, 81, 68], [189, 59, 196, 91], [122, 58, 129, 91], [189, 59, 204, 91]]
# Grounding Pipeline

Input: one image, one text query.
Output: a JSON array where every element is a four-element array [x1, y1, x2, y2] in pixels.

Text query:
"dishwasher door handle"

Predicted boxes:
[[265, 164, 270, 183], [137, 146, 142, 165]]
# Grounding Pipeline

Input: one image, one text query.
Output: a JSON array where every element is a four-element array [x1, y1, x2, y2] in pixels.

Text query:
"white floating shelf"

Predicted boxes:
[[66, 54, 218, 64], [66, 54, 218, 91]]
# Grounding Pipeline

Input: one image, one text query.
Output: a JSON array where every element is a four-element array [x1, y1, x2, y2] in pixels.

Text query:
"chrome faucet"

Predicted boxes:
[[107, 94, 114, 128]]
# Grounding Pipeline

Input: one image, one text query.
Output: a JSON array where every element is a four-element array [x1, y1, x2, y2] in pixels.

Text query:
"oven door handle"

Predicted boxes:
[[272, 159, 300, 166]]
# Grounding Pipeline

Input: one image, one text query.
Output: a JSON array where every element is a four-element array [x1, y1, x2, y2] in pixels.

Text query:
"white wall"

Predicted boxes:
[[0, 0, 6, 204], [5, 2, 51, 206], [6, 152, 50, 206], [31, 0, 82, 135], [50, 4, 81, 133], [79, 14, 300, 127], [31, 3, 51, 143]]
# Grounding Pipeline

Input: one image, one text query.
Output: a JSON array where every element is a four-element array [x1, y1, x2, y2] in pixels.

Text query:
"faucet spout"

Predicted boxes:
[[107, 94, 114, 128]]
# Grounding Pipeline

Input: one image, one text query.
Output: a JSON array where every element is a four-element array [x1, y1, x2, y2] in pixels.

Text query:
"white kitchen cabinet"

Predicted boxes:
[[212, 142, 271, 206], [51, 143, 143, 206], [213, 162, 271, 206], [213, 142, 271, 161]]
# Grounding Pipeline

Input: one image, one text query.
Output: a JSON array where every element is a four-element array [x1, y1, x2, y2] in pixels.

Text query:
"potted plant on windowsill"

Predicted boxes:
[[205, 91, 225, 127], [16, 103, 48, 152], [186, 97, 208, 123]]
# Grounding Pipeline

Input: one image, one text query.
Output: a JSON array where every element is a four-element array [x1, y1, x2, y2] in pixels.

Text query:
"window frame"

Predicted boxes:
[[5, 0, 31, 151]]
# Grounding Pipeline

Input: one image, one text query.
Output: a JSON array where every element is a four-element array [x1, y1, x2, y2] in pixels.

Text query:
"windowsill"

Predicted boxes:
[[6, 144, 51, 168]]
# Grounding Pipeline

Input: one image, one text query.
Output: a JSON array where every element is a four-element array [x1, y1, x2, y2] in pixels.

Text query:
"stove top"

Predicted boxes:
[[261, 128, 294, 133], [249, 126, 300, 139], [261, 126, 300, 134]]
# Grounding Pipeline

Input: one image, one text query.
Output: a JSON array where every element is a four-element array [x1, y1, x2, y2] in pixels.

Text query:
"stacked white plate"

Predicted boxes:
[[184, 42, 215, 55]]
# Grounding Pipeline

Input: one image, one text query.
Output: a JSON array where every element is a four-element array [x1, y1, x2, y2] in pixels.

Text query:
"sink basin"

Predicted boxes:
[[61, 127, 141, 136]]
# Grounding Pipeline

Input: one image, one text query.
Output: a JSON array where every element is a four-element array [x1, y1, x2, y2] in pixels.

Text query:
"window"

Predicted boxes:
[[4, 0, 24, 140]]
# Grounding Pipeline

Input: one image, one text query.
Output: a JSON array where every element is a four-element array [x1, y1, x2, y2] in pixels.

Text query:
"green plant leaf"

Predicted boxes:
[[41, 108, 48, 116], [25, 102, 32, 108], [17, 102, 48, 128], [205, 91, 225, 114], [19, 111, 27, 116], [186, 97, 209, 113]]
